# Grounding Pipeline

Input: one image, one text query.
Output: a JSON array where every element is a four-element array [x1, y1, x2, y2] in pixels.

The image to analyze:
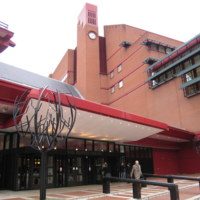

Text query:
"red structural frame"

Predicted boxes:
[[0, 79, 196, 147]]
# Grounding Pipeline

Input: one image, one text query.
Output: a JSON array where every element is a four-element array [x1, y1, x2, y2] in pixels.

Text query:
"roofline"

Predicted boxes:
[[104, 24, 183, 44]]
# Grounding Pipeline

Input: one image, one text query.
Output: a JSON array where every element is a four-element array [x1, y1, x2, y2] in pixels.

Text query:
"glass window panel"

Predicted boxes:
[[48, 156, 53, 167], [5, 135, 10, 149], [67, 138, 84, 150], [117, 65, 122, 72], [195, 67, 200, 77], [120, 145, 125, 153], [109, 143, 114, 152], [197, 82, 200, 91], [185, 71, 194, 82], [118, 80, 124, 88], [159, 73, 166, 83], [130, 146, 135, 157], [86, 140, 93, 151], [183, 59, 192, 68], [194, 53, 200, 64], [48, 176, 53, 184], [166, 47, 173, 54], [150, 43, 157, 51], [111, 86, 115, 94], [0, 134, 4, 150], [110, 71, 114, 79], [56, 137, 66, 149], [158, 45, 165, 53], [166, 70, 174, 79], [94, 141, 107, 152], [115, 144, 119, 152], [186, 84, 197, 96], [135, 146, 139, 157], [12, 134, 18, 148], [19, 134, 31, 147], [175, 65, 182, 74]]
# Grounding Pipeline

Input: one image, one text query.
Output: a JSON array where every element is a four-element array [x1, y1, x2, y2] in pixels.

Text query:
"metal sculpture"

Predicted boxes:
[[13, 86, 76, 200]]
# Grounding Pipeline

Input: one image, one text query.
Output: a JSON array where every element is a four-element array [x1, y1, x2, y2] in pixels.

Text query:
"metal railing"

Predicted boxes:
[[0, 21, 8, 29], [144, 173, 200, 187], [103, 176, 179, 200]]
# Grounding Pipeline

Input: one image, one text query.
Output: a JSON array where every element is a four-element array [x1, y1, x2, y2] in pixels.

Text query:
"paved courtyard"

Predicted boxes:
[[0, 176, 200, 200]]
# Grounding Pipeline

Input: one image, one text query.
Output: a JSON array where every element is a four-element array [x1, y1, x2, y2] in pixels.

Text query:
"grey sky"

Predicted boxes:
[[0, 0, 199, 77]]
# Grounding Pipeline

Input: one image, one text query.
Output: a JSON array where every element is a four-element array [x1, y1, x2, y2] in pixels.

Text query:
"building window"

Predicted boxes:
[[175, 65, 182, 74], [117, 65, 122, 72], [118, 80, 124, 88], [110, 71, 114, 79], [94, 141, 107, 152], [109, 143, 114, 152], [158, 46, 165, 53], [86, 140, 93, 151], [111, 86, 115, 94], [196, 67, 200, 77], [150, 43, 157, 51], [120, 145, 125, 153], [183, 59, 192, 69], [166, 69, 174, 80], [12, 134, 18, 149], [184, 84, 198, 97], [19, 134, 31, 148], [0, 134, 4, 150], [185, 71, 194, 82], [152, 79, 158, 87], [194, 53, 200, 64], [159, 74, 166, 83], [88, 10, 97, 25], [166, 47, 173, 54], [183, 67, 200, 97], [67, 138, 84, 151]]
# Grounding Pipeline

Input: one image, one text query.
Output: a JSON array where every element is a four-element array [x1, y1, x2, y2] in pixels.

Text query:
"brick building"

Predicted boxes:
[[0, 3, 200, 191], [50, 4, 200, 133]]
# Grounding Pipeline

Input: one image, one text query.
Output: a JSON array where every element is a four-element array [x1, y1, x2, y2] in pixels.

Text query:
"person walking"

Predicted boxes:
[[102, 162, 111, 177], [130, 160, 143, 198], [126, 163, 132, 179], [130, 160, 142, 180], [119, 162, 126, 179]]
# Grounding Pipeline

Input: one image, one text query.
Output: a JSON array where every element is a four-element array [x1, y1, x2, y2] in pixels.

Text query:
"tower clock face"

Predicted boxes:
[[88, 31, 97, 40]]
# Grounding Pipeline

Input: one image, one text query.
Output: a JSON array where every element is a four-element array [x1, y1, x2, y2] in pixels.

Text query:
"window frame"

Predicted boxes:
[[118, 80, 124, 88]]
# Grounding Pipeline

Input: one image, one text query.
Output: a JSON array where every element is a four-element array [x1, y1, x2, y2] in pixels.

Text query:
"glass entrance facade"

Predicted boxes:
[[0, 133, 154, 190]]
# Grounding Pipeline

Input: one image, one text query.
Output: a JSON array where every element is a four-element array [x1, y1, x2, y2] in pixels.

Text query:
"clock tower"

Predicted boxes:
[[76, 3, 105, 102]]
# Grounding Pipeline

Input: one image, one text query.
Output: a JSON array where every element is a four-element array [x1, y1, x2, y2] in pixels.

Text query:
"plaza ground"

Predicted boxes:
[[0, 175, 200, 200]]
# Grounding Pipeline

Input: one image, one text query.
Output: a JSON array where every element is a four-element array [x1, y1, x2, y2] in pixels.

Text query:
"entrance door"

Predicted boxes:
[[17, 155, 41, 190], [32, 157, 41, 189], [67, 157, 83, 186], [55, 157, 66, 187], [17, 156, 31, 190], [84, 157, 105, 184]]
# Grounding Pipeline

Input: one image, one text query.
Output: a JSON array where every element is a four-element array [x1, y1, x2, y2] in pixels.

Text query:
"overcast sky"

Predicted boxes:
[[0, 0, 199, 77]]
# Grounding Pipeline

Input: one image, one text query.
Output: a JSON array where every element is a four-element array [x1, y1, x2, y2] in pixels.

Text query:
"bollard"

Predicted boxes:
[[169, 185, 180, 200], [141, 176, 147, 187], [103, 178, 110, 194], [132, 182, 141, 199], [168, 176, 174, 183]]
